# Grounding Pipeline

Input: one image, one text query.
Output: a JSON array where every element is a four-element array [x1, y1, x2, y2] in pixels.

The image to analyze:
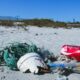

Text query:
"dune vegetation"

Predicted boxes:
[[0, 18, 80, 28]]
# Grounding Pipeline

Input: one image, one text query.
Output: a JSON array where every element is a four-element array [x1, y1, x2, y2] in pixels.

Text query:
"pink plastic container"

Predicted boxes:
[[61, 45, 80, 62]]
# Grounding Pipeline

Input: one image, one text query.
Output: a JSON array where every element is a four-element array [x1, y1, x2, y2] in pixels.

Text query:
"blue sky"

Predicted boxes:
[[0, 0, 80, 22]]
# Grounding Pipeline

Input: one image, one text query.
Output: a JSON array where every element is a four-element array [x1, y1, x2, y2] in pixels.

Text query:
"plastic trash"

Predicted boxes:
[[3, 49, 17, 70], [61, 45, 80, 62], [17, 52, 48, 73], [0, 42, 52, 70], [55, 74, 68, 80], [2, 43, 38, 69]]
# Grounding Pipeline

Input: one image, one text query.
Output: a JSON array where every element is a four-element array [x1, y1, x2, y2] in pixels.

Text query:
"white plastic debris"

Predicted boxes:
[[55, 74, 68, 80], [17, 52, 47, 73]]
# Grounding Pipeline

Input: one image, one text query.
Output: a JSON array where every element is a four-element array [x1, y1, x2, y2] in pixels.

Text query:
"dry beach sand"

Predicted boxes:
[[0, 26, 80, 80]]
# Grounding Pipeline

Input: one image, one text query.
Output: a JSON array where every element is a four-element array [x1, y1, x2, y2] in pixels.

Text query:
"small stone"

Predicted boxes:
[[35, 33, 38, 36]]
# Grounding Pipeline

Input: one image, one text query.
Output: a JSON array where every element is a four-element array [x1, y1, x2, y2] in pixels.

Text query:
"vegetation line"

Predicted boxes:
[[0, 18, 80, 28]]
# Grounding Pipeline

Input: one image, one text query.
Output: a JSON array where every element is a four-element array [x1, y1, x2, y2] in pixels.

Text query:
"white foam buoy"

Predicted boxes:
[[17, 52, 47, 73]]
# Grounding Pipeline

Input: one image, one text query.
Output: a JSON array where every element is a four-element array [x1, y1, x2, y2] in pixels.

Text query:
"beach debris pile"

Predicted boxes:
[[0, 42, 52, 72], [0, 43, 38, 69], [0, 43, 80, 77]]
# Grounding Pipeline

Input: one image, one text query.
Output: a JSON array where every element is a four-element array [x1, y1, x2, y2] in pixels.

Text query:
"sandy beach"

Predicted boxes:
[[0, 26, 80, 80]]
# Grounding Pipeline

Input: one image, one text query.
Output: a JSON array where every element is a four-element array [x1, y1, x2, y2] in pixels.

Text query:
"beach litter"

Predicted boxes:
[[0, 42, 80, 79], [55, 74, 68, 80], [61, 45, 80, 62], [0, 42, 52, 72], [17, 52, 49, 73]]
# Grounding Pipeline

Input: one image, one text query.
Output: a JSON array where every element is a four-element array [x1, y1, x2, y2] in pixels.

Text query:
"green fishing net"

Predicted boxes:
[[0, 42, 52, 70]]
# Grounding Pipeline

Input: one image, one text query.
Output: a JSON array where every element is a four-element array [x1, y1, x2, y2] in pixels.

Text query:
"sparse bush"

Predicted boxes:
[[23, 18, 55, 27], [54, 21, 67, 28], [0, 20, 14, 26]]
